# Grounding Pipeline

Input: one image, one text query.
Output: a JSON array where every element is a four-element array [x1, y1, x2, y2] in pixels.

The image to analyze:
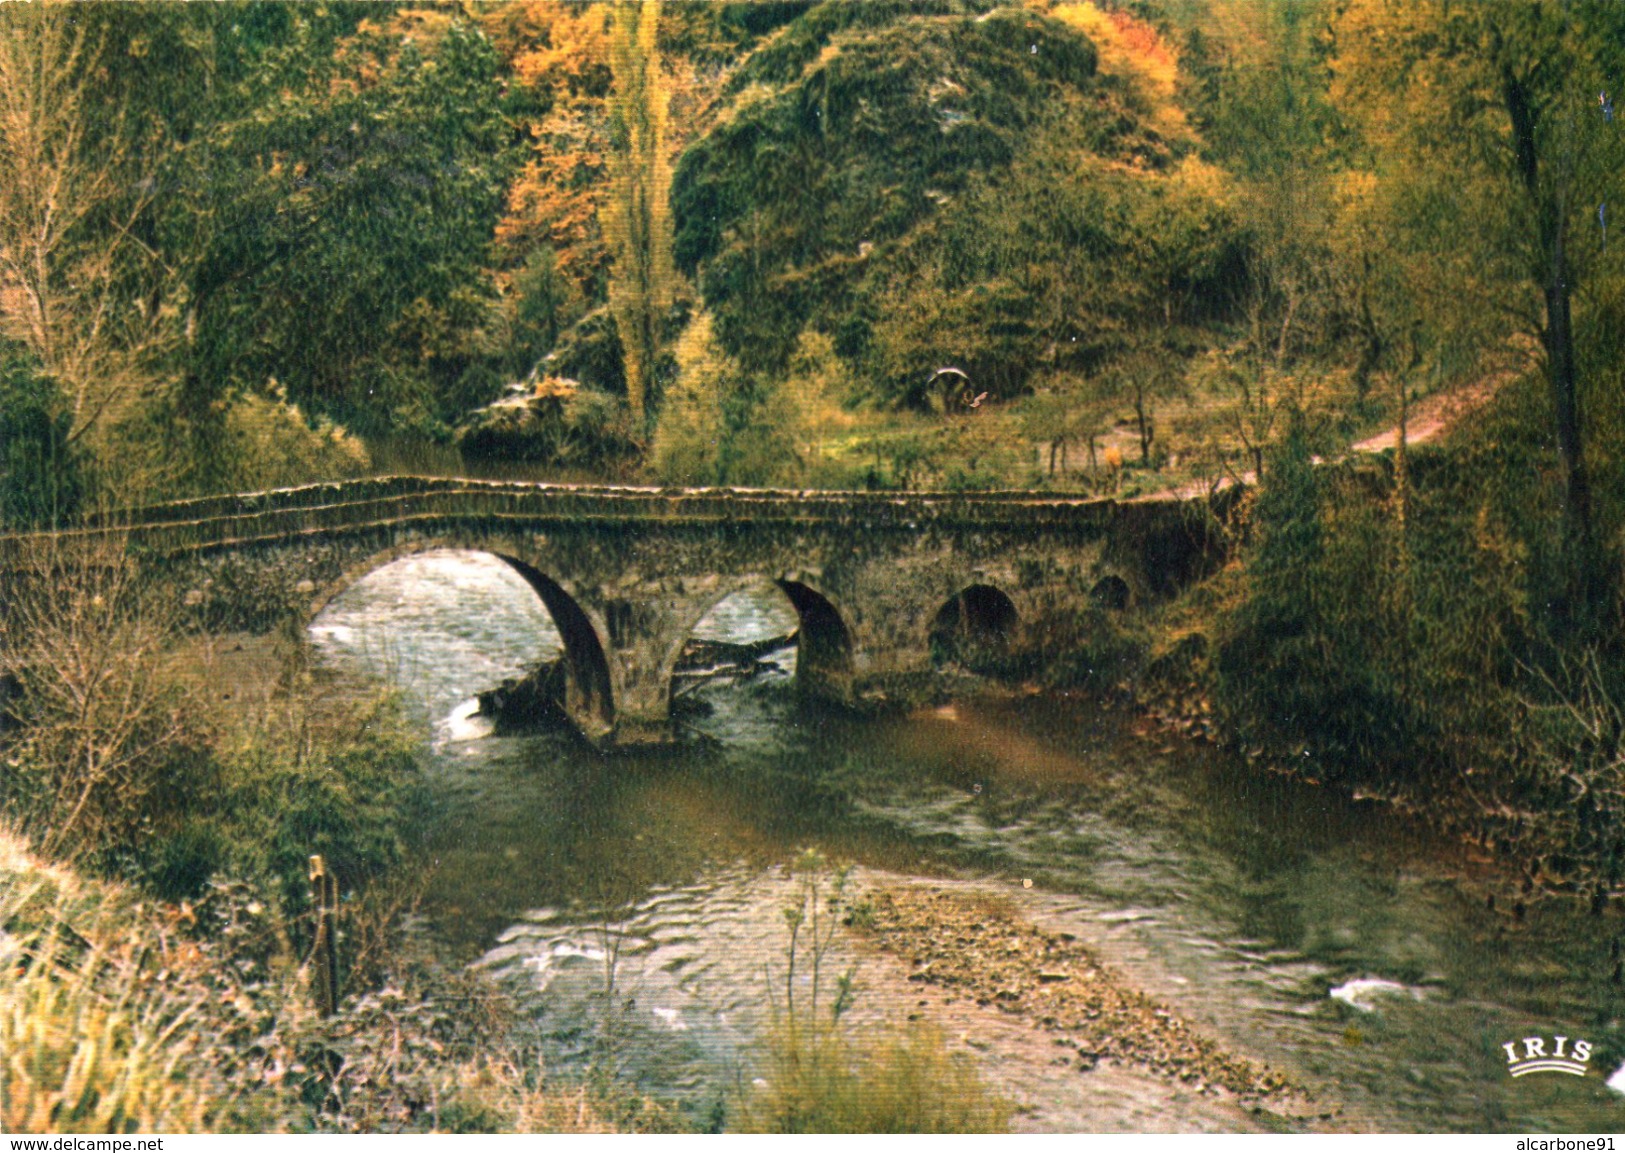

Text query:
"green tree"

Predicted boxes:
[[1108, 345, 1182, 467], [1019, 375, 1104, 479], [1214, 415, 1393, 775], [0, 4, 163, 453], [166, 15, 510, 439], [606, 0, 673, 434], [506, 246, 584, 379], [652, 310, 726, 482], [1106, 162, 1239, 466], [1332, 0, 1625, 617], [1193, 3, 1347, 348], [653, 311, 817, 486]]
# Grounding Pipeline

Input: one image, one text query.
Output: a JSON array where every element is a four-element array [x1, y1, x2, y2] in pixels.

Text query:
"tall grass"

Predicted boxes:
[[0, 830, 650, 1134], [734, 850, 1011, 1134], [2, 939, 215, 1132], [0, 852, 229, 1132], [736, 1018, 1011, 1134]]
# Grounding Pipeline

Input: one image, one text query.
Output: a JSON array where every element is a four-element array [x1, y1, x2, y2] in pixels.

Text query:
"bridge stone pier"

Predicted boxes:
[[0, 478, 1223, 747]]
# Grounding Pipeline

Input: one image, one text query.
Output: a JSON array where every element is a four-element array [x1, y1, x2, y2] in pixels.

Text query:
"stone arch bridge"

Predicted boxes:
[[0, 478, 1223, 747]]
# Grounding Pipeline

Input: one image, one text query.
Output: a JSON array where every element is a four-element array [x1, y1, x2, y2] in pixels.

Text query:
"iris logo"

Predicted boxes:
[[1502, 1036, 1593, 1078]]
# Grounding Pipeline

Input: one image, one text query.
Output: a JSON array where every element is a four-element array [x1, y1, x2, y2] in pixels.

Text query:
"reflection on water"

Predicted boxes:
[[312, 550, 1625, 1132]]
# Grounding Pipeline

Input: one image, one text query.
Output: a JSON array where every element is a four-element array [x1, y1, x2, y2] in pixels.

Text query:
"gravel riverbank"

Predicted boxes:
[[848, 882, 1338, 1133]]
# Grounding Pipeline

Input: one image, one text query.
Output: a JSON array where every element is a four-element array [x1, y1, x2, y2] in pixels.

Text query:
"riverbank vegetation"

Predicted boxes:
[[0, 825, 667, 1133], [0, 538, 421, 908], [5, 0, 1625, 1132]]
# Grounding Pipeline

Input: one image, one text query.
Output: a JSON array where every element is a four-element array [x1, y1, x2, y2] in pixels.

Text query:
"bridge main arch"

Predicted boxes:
[[305, 540, 616, 742]]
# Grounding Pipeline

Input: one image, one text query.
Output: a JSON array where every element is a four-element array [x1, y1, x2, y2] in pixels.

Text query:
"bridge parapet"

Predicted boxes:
[[56, 477, 1123, 538]]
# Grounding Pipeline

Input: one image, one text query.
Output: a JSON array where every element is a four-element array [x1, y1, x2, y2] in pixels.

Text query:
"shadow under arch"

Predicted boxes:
[[776, 578, 855, 701], [495, 555, 615, 740], [929, 584, 1018, 674]]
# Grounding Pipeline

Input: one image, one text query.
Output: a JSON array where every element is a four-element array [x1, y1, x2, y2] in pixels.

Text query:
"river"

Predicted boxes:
[[309, 549, 1625, 1133]]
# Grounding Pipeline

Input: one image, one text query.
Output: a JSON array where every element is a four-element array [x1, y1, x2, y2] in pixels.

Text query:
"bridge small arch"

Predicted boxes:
[[666, 577, 855, 709], [929, 584, 1018, 673], [1090, 574, 1132, 611]]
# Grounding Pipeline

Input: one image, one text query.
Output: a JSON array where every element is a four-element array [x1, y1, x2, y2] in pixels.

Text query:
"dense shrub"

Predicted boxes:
[[458, 377, 637, 469], [96, 389, 371, 504], [1136, 349, 1625, 906], [0, 837, 635, 1134], [1039, 605, 1150, 694], [1213, 400, 1545, 795], [0, 540, 421, 911], [199, 689, 423, 916], [0, 540, 201, 860]]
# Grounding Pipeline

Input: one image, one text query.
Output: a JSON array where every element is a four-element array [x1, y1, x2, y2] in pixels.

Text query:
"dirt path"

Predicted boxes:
[[1347, 372, 1513, 454], [1131, 371, 1515, 505]]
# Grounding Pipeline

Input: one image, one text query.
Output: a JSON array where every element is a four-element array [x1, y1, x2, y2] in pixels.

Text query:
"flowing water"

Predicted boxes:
[[310, 549, 1625, 1133]]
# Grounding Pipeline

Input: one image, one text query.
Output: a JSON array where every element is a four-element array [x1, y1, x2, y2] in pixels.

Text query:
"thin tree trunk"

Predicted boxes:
[[1544, 221, 1592, 586], [1394, 368, 1411, 755], [1134, 386, 1152, 466], [1505, 66, 1593, 615]]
